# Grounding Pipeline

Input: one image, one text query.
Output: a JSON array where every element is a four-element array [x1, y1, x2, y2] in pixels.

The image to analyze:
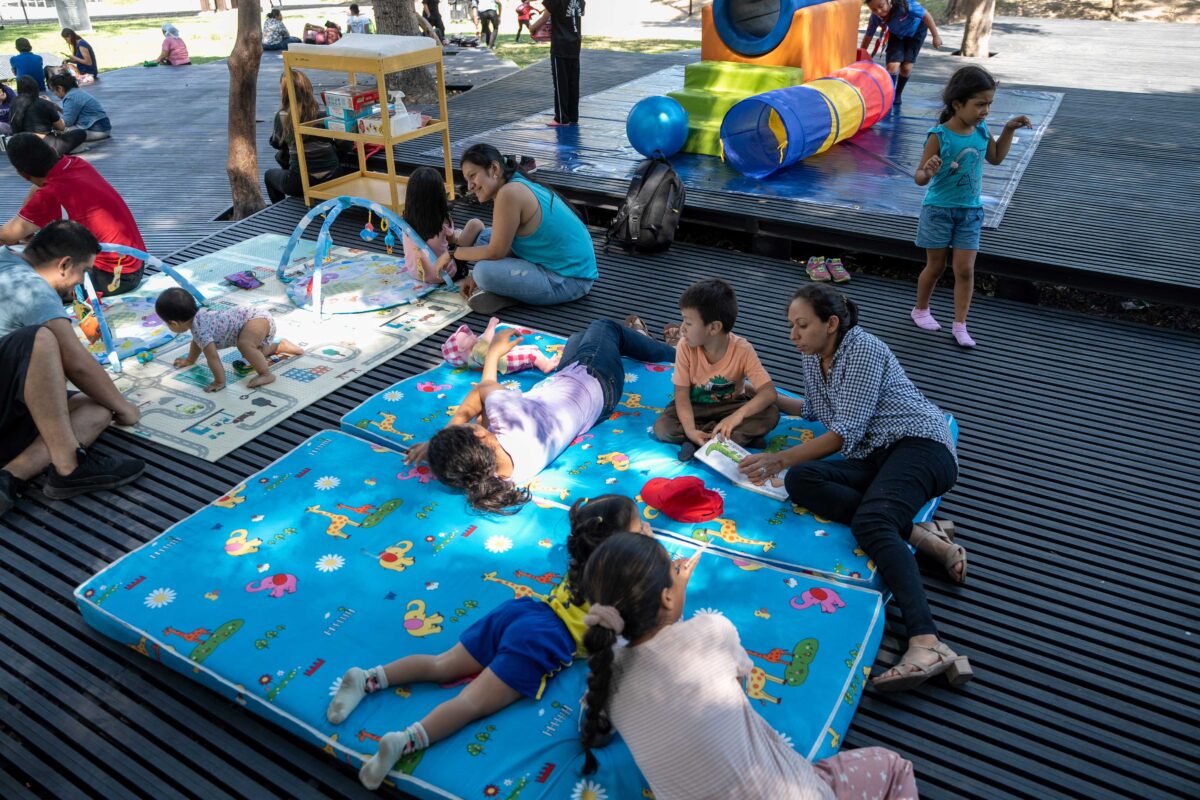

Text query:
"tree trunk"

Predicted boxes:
[[373, 0, 440, 103], [957, 0, 996, 58], [944, 0, 968, 21], [227, 1, 266, 220]]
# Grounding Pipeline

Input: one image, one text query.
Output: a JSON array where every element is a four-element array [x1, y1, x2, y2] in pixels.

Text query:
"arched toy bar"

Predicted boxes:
[[276, 196, 448, 317], [74, 243, 206, 373], [721, 60, 894, 179]]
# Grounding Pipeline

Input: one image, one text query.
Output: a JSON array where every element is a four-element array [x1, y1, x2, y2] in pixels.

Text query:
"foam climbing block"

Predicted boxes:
[[701, 0, 859, 82], [670, 61, 807, 156], [339, 326, 957, 588], [75, 429, 886, 798]]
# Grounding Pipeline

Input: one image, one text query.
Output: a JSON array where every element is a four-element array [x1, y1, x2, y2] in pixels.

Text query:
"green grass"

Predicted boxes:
[[492, 34, 699, 69], [0, 11, 316, 73]]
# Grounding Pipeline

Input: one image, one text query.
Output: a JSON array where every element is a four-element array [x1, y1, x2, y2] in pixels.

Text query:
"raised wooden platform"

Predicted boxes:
[[389, 49, 1200, 306], [2, 197, 1196, 799]]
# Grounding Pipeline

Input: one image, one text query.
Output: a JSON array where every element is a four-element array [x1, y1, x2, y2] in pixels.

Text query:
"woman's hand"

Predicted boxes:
[[405, 441, 430, 465], [459, 274, 478, 299], [739, 452, 786, 485]]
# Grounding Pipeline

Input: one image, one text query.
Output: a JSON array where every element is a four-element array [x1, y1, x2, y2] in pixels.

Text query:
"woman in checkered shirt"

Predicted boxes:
[[740, 284, 970, 693]]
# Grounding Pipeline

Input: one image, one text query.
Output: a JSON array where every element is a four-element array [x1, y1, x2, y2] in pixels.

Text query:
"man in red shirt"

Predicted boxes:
[[1, 133, 147, 296]]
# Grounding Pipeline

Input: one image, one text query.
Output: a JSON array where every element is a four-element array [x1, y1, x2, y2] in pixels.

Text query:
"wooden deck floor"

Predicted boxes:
[[390, 48, 1200, 305], [2, 196, 1197, 799]]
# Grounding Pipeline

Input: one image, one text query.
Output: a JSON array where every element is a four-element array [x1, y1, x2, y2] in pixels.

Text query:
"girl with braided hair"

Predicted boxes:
[[580, 532, 919, 799], [328, 494, 647, 790]]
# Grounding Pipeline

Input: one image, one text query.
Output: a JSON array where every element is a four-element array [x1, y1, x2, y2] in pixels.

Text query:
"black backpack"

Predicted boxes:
[[605, 156, 685, 254]]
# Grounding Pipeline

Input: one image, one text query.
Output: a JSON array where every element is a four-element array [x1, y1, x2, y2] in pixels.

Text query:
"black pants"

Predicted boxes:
[[479, 9, 499, 48], [0, 325, 42, 466], [784, 437, 958, 638], [550, 55, 580, 124], [424, 6, 445, 40], [41, 129, 87, 157], [515, 20, 532, 41], [91, 264, 145, 297]]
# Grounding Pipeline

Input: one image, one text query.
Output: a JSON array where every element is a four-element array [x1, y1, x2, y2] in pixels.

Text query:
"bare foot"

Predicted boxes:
[[248, 373, 276, 389], [275, 338, 304, 357], [663, 323, 682, 347]]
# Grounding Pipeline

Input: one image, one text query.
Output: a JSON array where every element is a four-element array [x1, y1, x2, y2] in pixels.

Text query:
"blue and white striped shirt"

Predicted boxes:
[[800, 326, 956, 462]]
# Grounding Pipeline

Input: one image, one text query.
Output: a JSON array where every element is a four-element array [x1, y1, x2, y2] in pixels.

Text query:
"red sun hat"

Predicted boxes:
[[640, 476, 724, 523]]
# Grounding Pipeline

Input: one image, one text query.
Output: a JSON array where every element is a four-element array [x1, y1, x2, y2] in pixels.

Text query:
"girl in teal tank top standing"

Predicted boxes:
[[910, 66, 1032, 348], [436, 143, 597, 314]]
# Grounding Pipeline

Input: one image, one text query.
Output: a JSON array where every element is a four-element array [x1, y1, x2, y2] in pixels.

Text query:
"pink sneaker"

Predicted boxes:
[[952, 322, 976, 347], [826, 258, 851, 283], [911, 308, 941, 332], [805, 257, 831, 282]]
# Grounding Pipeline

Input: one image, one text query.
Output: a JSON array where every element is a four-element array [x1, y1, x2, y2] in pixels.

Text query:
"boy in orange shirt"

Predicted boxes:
[[654, 279, 780, 460]]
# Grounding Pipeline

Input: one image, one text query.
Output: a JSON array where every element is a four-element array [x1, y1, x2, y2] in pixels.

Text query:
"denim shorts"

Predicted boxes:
[[915, 205, 985, 251]]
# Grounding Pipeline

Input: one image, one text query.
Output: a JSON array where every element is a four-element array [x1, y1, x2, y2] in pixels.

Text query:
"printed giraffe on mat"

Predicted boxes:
[[306, 505, 361, 539], [370, 412, 414, 440], [693, 518, 776, 554], [744, 666, 785, 704], [482, 571, 548, 602]]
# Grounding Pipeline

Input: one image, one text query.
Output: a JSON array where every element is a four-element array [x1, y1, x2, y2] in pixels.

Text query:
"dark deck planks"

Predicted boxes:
[[3, 196, 1197, 799]]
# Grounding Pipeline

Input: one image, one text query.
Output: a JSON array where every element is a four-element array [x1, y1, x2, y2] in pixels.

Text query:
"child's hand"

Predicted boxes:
[[172, 357, 193, 369], [685, 427, 713, 447], [1005, 115, 1033, 132], [204, 381, 226, 393], [921, 154, 943, 175], [405, 441, 430, 465], [433, 250, 452, 277], [932, 33, 943, 49], [459, 274, 478, 299], [711, 414, 744, 442], [489, 328, 523, 356]]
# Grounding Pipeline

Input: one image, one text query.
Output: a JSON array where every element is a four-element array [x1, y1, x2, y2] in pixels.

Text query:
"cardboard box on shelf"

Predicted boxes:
[[357, 110, 424, 137], [323, 84, 380, 114]]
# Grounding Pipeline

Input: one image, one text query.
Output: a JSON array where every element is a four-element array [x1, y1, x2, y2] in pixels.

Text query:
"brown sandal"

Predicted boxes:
[[871, 641, 973, 693], [662, 323, 682, 347], [623, 314, 652, 338], [910, 520, 967, 584]]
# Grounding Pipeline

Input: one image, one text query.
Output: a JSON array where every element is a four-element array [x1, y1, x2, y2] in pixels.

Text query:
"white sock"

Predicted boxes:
[[359, 723, 429, 790], [327, 665, 386, 724]]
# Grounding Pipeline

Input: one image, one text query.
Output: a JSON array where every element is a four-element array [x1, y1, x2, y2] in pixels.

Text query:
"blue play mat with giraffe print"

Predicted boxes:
[[339, 325, 957, 589], [75, 430, 885, 799]]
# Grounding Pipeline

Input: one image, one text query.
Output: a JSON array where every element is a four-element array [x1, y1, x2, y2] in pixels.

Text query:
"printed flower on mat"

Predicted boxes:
[[624, 372, 638, 383], [328, 676, 343, 696], [776, 730, 795, 749], [693, 607, 724, 618], [571, 779, 608, 800], [483, 786, 500, 797], [484, 535, 513, 554], [144, 588, 176, 609], [384, 390, 404, 402], [315, 554, 345, 573], [314, 476, 341, 491]]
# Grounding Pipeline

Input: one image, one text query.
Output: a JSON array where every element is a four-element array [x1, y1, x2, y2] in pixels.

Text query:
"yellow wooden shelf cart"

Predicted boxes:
[[282, 33, 454, 213]]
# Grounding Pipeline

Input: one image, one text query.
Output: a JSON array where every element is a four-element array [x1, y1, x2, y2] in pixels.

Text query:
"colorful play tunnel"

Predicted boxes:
[[721, 60, 895, 178]]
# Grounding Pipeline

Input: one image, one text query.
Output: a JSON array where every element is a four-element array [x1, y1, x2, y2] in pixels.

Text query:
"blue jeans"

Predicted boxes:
[[263, 37, 301, 52], [472, 228, 594, 306], [784, 437, 958, 638], [916, 205, 985, 251], [560, 319, 675, 420]]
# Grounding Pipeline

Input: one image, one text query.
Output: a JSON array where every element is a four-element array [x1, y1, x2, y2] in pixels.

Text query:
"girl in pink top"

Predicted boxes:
[[580, 532, 921, 800], [157, 24, 191, 66], [402, 166, 484, 283]]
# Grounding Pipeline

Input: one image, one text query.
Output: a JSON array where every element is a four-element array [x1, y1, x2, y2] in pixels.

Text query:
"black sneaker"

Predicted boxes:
[[678, 441, 698, 462], [43, 447, 145, 500], [0, 470, 22, 516]]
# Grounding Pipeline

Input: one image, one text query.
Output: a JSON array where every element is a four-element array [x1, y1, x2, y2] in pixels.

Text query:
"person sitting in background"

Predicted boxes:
[[0, 80, 17, 136], [156, 24, 191, 66], [6, 76, 86, 157], [48, 73, 111, 143], [1, 133, 147, 296], [264, 70, 340, 203], [262, 9, 301, 52], [346, 4, 374, 34], [10, 39, 46, 92], [61, 28, 98, 80]]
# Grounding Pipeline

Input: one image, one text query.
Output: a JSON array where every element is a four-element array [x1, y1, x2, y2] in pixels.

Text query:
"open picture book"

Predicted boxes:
[[695, 437, 789, 501]]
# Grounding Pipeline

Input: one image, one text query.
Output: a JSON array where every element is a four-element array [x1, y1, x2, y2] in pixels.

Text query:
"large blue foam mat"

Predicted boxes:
[[339, 326, 957, 588], [76, 430, 884, 799], [427, 64, 1061, 227]]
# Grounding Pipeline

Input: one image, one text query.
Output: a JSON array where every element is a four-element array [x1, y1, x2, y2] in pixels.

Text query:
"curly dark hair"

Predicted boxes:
[[427, 425, 530, 513], [565, 494, 639, 605], [579, 532, 673, 774]]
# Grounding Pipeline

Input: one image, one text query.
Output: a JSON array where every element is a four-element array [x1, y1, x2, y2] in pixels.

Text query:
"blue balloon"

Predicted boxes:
[[626, 96, 690, 158]]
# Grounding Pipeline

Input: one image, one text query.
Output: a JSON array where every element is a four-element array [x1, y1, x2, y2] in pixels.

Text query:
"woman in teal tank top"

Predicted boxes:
[[436, 143, 597, 314]]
